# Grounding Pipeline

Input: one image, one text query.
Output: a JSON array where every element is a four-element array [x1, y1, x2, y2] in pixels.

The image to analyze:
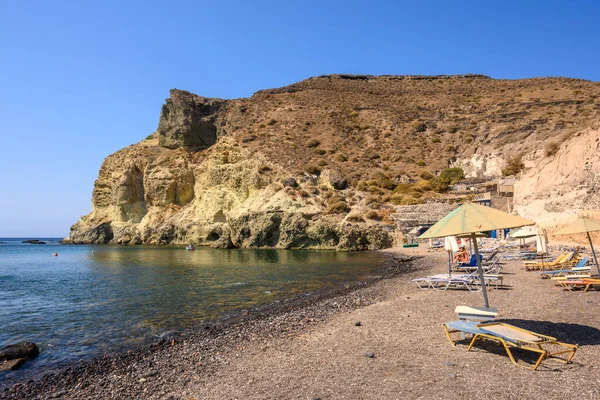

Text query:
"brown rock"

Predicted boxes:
[[0, 358, 24, 372]]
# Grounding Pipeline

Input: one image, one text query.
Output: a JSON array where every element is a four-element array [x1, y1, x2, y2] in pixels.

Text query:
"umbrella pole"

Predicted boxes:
[[472, 234, 490, 308], [448, 250, 452, 277], [586, 232, 600, 276]]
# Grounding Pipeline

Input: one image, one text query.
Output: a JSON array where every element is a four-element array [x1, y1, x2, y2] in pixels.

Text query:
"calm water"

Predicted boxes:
[[0, 238, 386, 382]]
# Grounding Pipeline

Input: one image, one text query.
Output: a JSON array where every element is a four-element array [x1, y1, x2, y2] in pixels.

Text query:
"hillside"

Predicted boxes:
[[65, 74, 600, 249]]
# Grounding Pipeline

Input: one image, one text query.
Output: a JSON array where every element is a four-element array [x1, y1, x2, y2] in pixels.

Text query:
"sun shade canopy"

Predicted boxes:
[[509, 227, 538, 239], [419, 202, 535, 239], [554, 217, 600, 236]]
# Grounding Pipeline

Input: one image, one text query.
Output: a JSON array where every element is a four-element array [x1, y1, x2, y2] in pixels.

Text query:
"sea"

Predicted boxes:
[[0, 238, 386, 383]]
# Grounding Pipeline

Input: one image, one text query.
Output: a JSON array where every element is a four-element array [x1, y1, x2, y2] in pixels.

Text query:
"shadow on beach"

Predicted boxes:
[[500, 318, 600, 345]]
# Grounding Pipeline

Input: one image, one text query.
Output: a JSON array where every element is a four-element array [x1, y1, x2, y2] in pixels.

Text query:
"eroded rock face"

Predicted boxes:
[[70, 76, 600, 250], [157, 89, 225, 150], [514, 128, 600, 228]]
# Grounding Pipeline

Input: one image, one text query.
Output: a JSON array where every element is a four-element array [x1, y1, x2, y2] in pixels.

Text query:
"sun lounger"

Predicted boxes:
[[559, 278, 600, 292], [524, 251, 577, 271], [414, 270, 503, 289], [443, 321, 578, 370], [457, 257, 504, 275], [538, 257, 589, 279], [551, 274, 591, 281], [412, 276, 481, 292]]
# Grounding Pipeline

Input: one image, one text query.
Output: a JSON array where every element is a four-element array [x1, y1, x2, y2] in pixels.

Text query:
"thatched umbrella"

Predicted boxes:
[[419, 203, 535, 308], [554, 217, 600, 276]]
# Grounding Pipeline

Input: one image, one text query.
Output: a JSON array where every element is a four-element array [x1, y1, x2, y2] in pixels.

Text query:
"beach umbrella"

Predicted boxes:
[[536, 228, 548, 255], [419, 203, 535, 308], [554, 217, 600, 276], [510, 227, 538, 248], [444, 236, 459, 276], [457, 232, 487, 254]]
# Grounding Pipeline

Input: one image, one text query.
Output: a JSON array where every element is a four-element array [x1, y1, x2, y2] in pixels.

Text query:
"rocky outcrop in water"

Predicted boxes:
[[0, 342, 39, 372]]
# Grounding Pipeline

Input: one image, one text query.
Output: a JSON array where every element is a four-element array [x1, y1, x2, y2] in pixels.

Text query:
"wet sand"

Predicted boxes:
[[3, 248, 600, 399]]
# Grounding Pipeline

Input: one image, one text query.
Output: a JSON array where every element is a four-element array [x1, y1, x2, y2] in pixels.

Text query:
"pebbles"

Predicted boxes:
[[142, 370, 158, 378]]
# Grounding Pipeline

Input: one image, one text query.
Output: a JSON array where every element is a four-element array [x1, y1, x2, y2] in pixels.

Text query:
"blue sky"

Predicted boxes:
[[0, 0, 599, 236]]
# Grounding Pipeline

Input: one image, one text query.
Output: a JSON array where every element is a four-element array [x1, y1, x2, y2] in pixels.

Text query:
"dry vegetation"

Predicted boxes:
[[207, 74, 600, 206]]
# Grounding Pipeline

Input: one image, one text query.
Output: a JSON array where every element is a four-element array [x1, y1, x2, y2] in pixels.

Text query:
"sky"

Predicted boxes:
[[0, 0, 599, 237]]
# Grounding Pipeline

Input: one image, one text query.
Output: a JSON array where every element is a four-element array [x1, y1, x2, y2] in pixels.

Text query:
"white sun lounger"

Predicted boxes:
[[412, 276, 481, 292]]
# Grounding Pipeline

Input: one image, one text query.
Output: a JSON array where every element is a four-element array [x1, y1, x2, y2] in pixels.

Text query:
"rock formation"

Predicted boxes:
[[66, 75, 600, 248]]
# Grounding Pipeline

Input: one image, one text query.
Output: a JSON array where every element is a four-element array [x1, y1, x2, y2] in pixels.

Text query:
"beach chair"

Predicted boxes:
[[429, 273, 504, 289], [552, 274, 591, 283], [412, 276, 481, 292], [456, 257, 503, 275], [559, 278, 600, 292], [442, 321, 578, 370], [524, 252, 574, 271], [538, 257, 589, 279]]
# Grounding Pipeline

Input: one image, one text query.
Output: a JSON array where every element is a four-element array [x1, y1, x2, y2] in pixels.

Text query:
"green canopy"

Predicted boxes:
[[554, 217, 600, 275], [419, 202, 535, 239], [419, 203, 535, 308]]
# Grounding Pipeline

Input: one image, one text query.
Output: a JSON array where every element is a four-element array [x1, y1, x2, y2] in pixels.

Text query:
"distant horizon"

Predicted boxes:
[[0, 236, 65, 238]]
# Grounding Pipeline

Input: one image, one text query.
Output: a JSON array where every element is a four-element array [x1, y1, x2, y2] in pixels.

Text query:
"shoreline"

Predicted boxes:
[[1, 250, 420, 399], [5, 246, 600, 399]]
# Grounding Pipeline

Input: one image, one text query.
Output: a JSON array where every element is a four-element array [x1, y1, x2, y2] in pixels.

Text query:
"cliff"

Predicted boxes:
[[66, 75, 600, 248]]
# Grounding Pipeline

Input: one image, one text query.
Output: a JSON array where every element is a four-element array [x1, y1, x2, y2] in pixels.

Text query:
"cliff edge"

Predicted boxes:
[[66, 75, 600, 248]]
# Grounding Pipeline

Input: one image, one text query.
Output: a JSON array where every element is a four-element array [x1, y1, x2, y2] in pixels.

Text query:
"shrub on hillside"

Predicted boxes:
[[365, 210, 383, 220], [429, 177, 450, 193], [388, 194, 404, 205], [306, 139, 320, 148], [327, 201, 350, 214], [419, 170, 434, 180], [346, 212, 365, 222], [304, 164, 321, 175], [375, 178, 397, 191], [364, 195, 380, 205], [411, 121, 427, 133], [334, 153, 348, 162], [502, 156, 525, 176], [439, 167, 465, 185], [393, 183, 414, 194], [367, 186, 384, 195], [414, 180, 432, 192]]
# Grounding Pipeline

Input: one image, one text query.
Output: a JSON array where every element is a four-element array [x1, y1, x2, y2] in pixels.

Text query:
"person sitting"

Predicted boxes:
[[453, 247, 469, 264]]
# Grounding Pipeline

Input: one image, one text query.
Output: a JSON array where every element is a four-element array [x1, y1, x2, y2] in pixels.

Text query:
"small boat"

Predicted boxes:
[[186, 245, 195, 251]]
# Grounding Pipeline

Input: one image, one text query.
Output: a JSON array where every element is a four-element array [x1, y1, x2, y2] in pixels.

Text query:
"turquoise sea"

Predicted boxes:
[[0, 238, 386, 382]]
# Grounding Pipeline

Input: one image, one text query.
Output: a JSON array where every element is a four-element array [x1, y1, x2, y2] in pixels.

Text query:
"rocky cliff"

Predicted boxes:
[[514, 127, 600, 228], [66, 75, 600, 248]]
